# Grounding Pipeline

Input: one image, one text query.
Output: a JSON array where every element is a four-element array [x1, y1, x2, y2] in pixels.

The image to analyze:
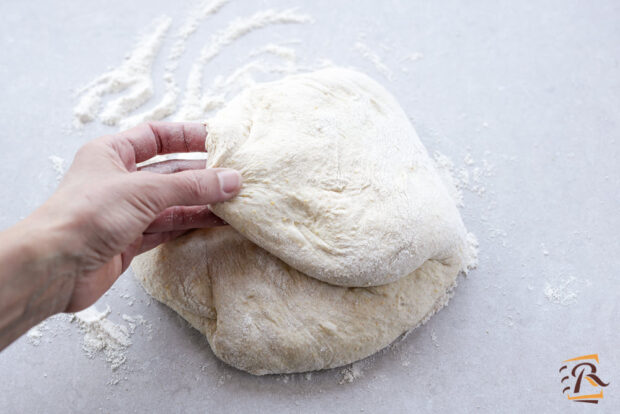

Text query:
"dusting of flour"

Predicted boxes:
[[176, 9, 313, 121], [71, 305, 150, 371], [48, 155, 66, 182], [543, 276, 579, 305], [73, 16, 172, 127], [119, 0, 230, 129], [354, 41, 393, 81], [75, 4, 315, 130], [72, 306, 131, 370], [339, 362, 364, 384], [65, 2, 485, 385]]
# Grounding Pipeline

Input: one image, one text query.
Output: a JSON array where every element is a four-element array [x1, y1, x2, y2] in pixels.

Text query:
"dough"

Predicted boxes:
[[205, 67, 468, 286], [132, 68, 475, 375], [132, 227, 461, 375]]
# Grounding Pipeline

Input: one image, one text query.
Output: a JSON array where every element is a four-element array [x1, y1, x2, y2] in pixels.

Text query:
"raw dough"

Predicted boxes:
[[205, 67, 468, 286], [132, 68, 475, 375], [132, 227, 461, 375]]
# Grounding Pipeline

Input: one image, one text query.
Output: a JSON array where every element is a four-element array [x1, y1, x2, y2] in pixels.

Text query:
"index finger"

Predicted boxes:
[[115, 122, 207, 164]]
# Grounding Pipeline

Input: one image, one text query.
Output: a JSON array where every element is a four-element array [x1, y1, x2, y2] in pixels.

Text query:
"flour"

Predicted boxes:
[[354, 41, 393, 81], [122, 313, 153, 340], [176, 9, 313, 121], [433, 151, 495, 199], [401, 52, 424, 62], [249, 43, 298, 60], [543, 276, 578, 305], [196, 55, 306, 116], [67, 3, 483, 379], [26, 321, 47, 346], [433, 152, 465, 207], [465, 232, 480, 272], [192, 41, 302, 113], [119, 0, 230, 129], [169, 0, 230, 62], [83, 7, 316, 129], [72, 306, 131, 370], [48, 155, 65, 182], [339, 362, 364, 384], [72, 305, 150, 371], [73, 16, 172, 127], [198, 60, 267, 115]]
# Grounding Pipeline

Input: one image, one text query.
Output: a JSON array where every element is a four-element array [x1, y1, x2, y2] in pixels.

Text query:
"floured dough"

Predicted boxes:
[[132, 227, 461, 375], [133, 68, 475, 375], [205, 68, 468, 287]]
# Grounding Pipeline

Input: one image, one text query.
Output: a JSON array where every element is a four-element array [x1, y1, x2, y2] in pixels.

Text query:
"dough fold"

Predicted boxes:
[[205, 68, 468, 287], [132, 68, 474, 375], [133, 227, 460, 375]]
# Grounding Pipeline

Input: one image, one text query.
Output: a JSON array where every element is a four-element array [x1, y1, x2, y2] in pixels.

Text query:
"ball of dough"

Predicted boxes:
[[133, 68, 475, 375], [132, 227, 461, 375], [206, 67, 468, 286]]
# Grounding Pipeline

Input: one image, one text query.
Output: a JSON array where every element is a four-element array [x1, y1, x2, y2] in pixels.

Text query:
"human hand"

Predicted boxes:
[[29, 122, 241, 312]]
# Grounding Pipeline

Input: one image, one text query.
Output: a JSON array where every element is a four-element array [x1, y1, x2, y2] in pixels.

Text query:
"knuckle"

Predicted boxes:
[[183, 173, 210, 201], [75, 136, 111, 159], [134, 178, 166, 212]]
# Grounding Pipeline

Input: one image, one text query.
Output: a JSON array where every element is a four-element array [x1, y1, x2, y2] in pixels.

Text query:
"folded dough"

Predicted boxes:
[[132, 68, 474, 375], [132, 227, 461, 375], [205, 68, 468, 286]]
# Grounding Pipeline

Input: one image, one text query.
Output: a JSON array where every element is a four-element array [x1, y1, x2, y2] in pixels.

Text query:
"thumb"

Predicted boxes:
[[143, 168, 242, 209]]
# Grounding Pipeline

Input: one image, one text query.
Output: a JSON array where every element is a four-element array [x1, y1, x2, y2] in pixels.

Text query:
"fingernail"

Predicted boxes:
[[216, 169, 241, 194]]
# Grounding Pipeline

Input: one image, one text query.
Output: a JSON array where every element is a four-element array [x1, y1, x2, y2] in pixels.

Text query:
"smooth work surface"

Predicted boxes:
[[0, 0, 618, 412]]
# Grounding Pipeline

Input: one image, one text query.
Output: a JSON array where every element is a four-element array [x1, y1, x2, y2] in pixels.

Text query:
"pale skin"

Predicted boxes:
[[0, 122, 242, 351]]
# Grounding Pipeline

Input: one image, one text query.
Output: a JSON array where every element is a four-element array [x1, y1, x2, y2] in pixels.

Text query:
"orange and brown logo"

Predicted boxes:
[[560, 354, 610, 404]]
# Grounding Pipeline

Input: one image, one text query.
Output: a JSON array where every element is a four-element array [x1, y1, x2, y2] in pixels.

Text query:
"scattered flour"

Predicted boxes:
[[399, 52, 423, 73], [119, 0, 230, 129], [73, 306, 131, 370], [430, 329, 439, 348], [339, 362, 364, 384], [543, 276, 578, 305], [24, 314, 71, 347], [71, 305, 149, 371], [465, 232, 480, 272], [433, 152, 464, 206], [168, 0, 231, 62], [250, 42, 298, 60], [354, 41, 393, 81], [65, 4, 486, 384], [194, 47, 310, 117], [177, 9, 313, 121], [48, 155, 65, 182], [433, 151, 495, 200], [122, 313, 153, 340], [400, 52, 424, 62], [73, 16, 172, 127], [77, 6, 315, 129], [26, 321, 48, 346]]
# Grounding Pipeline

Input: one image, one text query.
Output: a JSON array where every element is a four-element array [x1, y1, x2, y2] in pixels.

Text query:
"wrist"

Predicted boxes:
[[0, 204, 79, 349]]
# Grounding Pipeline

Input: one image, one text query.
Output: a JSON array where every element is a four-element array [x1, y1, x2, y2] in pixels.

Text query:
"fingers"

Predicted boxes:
[[141, 168, 242, 210], [121, 237, 143, 273], [115, 122, 208, 164], [138, 230, 190, 254], [145, 205, 226, 233], [138, 159, 206, 174]]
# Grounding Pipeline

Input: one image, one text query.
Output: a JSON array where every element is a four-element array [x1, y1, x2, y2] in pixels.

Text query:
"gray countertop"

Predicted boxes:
[[0, 0, 618, 412]]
